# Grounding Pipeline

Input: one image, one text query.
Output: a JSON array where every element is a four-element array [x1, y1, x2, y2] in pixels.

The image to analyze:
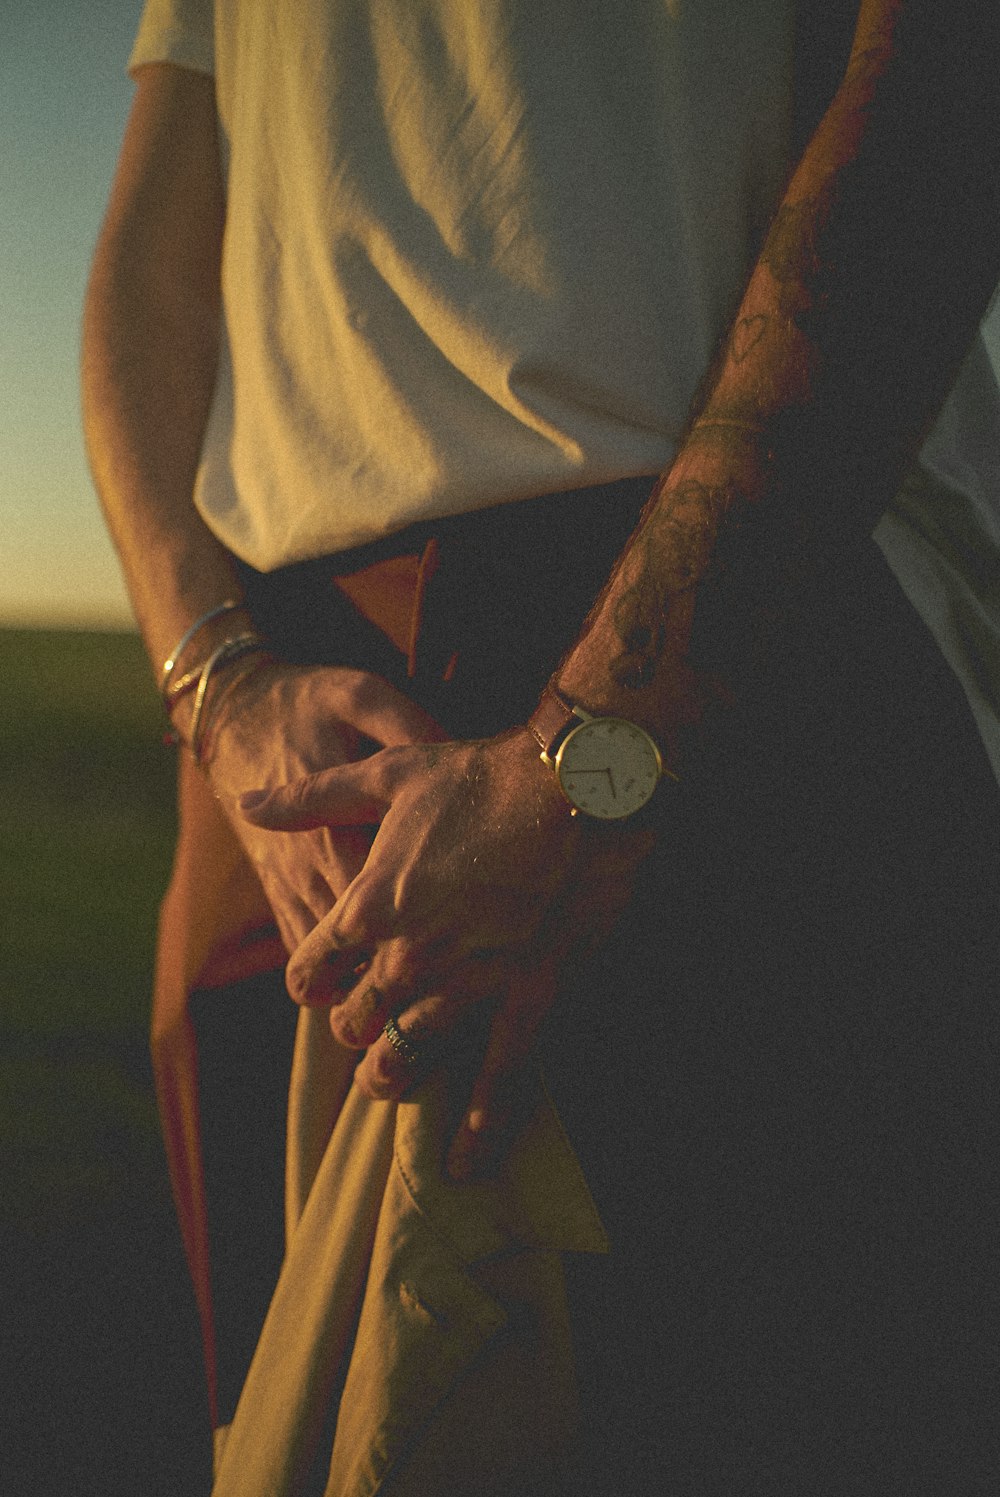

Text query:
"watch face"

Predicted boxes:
[[555, 717, 661, 819]]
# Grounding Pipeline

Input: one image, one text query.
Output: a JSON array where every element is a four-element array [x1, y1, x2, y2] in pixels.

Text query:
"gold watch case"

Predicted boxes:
[[551, 712, 664, 820]]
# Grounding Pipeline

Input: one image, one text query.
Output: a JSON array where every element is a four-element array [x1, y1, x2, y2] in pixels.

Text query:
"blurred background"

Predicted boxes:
[[5, 0, 136, 631], [3, 4, 209, 1492], [3, 4, 1000, 1494]]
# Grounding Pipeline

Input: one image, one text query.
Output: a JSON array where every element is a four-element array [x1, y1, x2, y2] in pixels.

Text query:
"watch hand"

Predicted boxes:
[[564, 766, 618, 799]]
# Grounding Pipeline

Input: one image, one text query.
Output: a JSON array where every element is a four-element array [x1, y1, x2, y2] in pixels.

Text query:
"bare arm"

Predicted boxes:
[[559, 0, 1000, 741], [83, 65, 442, 948], [82, 63, 237, 676]]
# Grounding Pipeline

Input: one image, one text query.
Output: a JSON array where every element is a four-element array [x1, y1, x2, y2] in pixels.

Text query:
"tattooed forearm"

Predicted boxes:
[[713, 179, 838, 405], [602, 413, 821, 705], [758, 183, 837, 300], [609, 551, 664, 690], [728, 315, 770, 365], [608, 478, 736, 690], [558, 4, 1000, 747]]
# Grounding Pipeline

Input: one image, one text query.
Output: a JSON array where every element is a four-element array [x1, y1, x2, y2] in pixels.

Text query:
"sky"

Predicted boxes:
[[2, 3, 999, 631], [3, 1, 141, 629]]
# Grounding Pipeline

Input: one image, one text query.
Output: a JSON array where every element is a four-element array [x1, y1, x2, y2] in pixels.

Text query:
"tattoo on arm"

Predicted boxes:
[[721, 178, 839, 363], [729, 314, 770, 364], [759, 185, 835, 292], [608, 479, 733, 690], [607, 460, 820, 696], [603, 14, 1000, 720]]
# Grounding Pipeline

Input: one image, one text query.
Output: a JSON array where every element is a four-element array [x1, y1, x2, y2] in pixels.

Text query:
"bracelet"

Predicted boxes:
[[186, 633, 269, 763], [160, 644, 269, 750], [159, 600, 245, 702], [161, 662, 203, 712], [189, 649, 275, 766], [161, 646, 254, 745]]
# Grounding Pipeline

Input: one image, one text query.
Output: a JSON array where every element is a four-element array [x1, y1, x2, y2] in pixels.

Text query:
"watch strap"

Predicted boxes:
[[528, 681, 579, 760]]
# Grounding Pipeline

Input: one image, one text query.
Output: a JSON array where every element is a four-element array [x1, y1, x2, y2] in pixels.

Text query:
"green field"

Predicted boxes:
[[0, 626, 177, 1223], [1, 628, 213, 1492]]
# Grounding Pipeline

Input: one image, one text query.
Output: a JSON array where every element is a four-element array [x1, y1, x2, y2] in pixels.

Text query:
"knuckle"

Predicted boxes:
[[336, 667, 366, 709], [367, 1049, 409, 1097], [286, 771, 323, 814], [329, 1008, 362, 1047], [379, 937, 423, 992], [357, 980, 396, 1023], [285, 957, 323, 1006], [350, 670, 376, 709], [329, 975, 399, 1046], [344, 669, 389, 721]]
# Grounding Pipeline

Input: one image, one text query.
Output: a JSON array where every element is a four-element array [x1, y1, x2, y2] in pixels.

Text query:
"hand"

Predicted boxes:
[[240, 729, 655, 1177], [197, 660, 446, 950]]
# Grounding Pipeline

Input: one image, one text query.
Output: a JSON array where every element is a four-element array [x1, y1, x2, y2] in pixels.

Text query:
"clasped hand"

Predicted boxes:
[[239, 726, 654, 1180], [202, 660, 445, 950]]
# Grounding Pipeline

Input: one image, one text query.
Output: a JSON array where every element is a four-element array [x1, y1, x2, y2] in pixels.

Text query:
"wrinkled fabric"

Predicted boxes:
[[213, 1038, 605, 1497], [129, 0, 794, 566]]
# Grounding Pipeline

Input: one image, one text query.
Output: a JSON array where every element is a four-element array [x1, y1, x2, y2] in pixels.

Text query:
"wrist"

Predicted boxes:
[[189, 651, 282, 765], [166, 634, 273, 762], [527, 682, 674, 821], [159, 601, 253, 694]]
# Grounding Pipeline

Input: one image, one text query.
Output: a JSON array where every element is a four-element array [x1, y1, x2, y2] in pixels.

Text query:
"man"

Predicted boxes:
[[84, 2, 1000, 1491]]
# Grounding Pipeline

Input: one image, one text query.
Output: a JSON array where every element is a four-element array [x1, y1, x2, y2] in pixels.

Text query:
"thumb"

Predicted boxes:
[[239, 757, 388, 830]]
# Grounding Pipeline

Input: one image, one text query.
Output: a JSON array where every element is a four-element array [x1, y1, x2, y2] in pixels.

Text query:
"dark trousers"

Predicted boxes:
[[551, 538, 1000, 1495]]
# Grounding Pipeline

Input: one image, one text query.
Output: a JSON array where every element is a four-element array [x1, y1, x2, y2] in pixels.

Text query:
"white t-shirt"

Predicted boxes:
[[130, 0, 1000, 782], [129, 0, 794, 565]]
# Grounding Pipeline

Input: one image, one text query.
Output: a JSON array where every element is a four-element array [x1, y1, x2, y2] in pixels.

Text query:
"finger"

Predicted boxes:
[[239, 755, 393, 830], [329, 669, 448, 747], [282, 826, 380, 999], [351, 960, 506, 1099], [351, 1000, 453, 1099], [328, 936, 501, 1048], [287, 804, 482, 1004], [283, 871, 388, 1004], [446, 956, 558, 1182], [273, 892, 318, 953], [286, 863, 458, 1007], [327, 937, 425, 1047]]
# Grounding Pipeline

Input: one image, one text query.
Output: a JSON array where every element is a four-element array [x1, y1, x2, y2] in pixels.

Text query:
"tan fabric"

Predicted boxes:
[[213, 1026, 607, 1497], [150, 549, 433, 1423]]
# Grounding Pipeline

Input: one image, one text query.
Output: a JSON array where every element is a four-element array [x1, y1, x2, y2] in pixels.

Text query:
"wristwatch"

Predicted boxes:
[[528, 682, 674, 820]]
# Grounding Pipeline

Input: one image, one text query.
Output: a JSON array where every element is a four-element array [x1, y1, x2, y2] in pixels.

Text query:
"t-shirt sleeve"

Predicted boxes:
[[128, 0, 214, 78]]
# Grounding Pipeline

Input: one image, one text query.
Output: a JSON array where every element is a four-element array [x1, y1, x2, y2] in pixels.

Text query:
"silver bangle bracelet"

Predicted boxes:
[[187, 633, 269, 763], [159, 599, 245, 701]]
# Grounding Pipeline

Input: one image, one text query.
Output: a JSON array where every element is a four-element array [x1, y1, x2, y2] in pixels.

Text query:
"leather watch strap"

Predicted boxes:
[[528, 681, 578, 758]]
